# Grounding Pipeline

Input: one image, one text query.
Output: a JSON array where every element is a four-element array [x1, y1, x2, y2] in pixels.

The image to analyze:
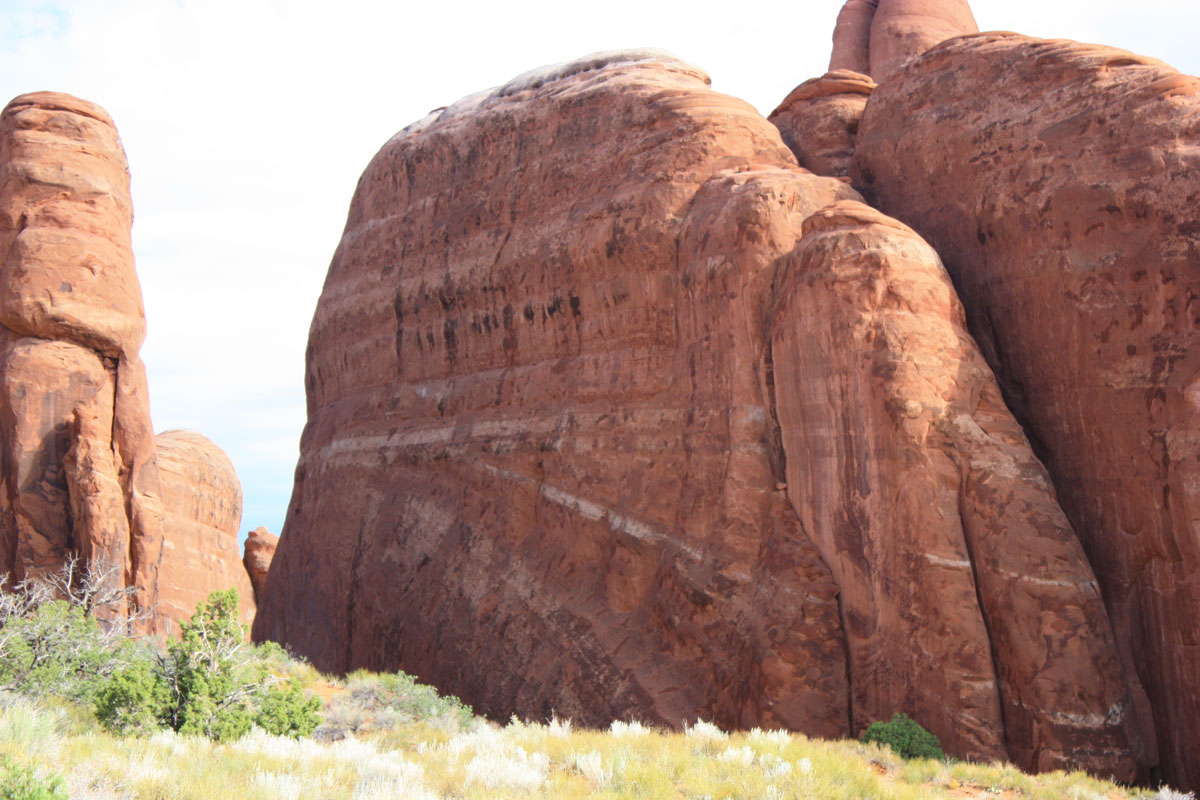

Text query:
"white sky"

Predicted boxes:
[[1, 0, 1197, 540]]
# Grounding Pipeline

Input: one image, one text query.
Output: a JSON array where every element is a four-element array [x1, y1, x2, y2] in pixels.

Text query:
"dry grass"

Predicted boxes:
[[0, 688, 1191, 799]]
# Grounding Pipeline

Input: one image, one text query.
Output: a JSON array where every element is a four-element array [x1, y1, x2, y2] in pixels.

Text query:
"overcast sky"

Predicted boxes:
[[1, 0, 1197, 541]]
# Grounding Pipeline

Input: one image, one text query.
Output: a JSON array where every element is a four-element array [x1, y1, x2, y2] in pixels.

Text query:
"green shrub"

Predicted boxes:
[[93, 659, 163, 736], [256, 679, 322, 738], [326, 669, 473, 735], [94, 589, 321, 742], [860, 712, 944, 760], [0, 561, 138, 702], [0, 757, 66, 800]]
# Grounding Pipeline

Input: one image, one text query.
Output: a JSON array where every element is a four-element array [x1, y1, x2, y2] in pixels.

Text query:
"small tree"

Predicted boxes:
[[95, 589, 321, 741], [860, 712, 944, 760], [0, 557, 141, 700]]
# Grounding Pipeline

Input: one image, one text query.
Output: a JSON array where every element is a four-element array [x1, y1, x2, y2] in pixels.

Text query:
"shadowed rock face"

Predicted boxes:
[[853, 32, 1200, 787], [0, 92, 163, 615], [256, 52, 1142, 779], [156, 430, 254, 629], [769, 70, 875, 180], [0, 92, 254, 630], [829, 0, 977, 83]]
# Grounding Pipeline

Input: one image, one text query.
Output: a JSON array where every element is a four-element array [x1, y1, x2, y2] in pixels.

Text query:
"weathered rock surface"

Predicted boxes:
[[155, 430, 254, 628], [829, 0, 977, 82], [771, 200, 1139, 777], [243, 526, 278, 603], [0, 92, 163, 615], [257, 51, 854, 736], [0, 92, 255, 631], [256, 50, 1143, 778], [769, 70, 874, 180], [853, 32, 1200, 787]]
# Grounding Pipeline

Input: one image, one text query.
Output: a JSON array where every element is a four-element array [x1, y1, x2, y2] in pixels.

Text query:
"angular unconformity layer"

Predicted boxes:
[[770, 200, 1140, 778], [853, 32, 1199, 787], [256, 51, 855, 735], [0, 92, 163, 615], [829, 0, 977, 83]]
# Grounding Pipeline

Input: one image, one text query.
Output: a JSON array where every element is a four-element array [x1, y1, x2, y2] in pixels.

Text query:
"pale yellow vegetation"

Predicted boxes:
[[0, 691, 1182, 800]]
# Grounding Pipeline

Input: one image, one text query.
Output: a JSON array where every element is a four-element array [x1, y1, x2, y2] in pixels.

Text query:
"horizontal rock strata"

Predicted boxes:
[[257, 51, 854, 735], [257, 51, 1143, 779]]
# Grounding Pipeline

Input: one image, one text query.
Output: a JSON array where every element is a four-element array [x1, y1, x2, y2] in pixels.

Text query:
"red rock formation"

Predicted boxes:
[[0, 92, 163, 615], [829, 0, 977, 82], [769, 70, 874, 180], [243, 526, 277, 603], [853, 32, 1200, 787], [257, 51, 854, 736], [829, 0, 877, 75], [0, 92, 255, 631], [771, 201, 1139, 777], [155, 430, 254, 628], [256, 51, 1142, 777]]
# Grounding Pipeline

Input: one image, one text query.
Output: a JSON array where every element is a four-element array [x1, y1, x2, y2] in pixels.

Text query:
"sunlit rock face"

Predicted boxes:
[[829, 0, 978, 82], [770, 200, 1139, 779], [243, 526, 278, 604], [0, 92, 256, 631], [853, 32, 1200, 788], [0, 92, 163, 616], [156, 430, 255, 629], [255, 51, 855, 738], [769, 70, 875, 180]]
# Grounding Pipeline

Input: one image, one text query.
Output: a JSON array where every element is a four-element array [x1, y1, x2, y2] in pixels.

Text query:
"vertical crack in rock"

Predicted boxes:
[[343, 515, 368, 674]]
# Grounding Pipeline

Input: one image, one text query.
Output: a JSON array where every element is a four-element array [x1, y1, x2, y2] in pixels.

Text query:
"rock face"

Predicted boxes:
[[853, 32, 1200, 788], [257, 51, 855, 736], [829, 0, 977, 82], [256, 51, 1143, 778], [155, 430, 254, 628], [243, 526, 278, 603], [0, 92, 164, 615], [0, 92, 256, 630], [768, 70, 874, 180], [771, 201, 1138, 777]]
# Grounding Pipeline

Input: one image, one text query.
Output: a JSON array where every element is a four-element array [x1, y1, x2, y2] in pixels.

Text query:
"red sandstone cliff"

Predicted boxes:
[[852, 32, 1200, 788], [256, 51, 854, 736], [254, 48, 1147, 778]]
